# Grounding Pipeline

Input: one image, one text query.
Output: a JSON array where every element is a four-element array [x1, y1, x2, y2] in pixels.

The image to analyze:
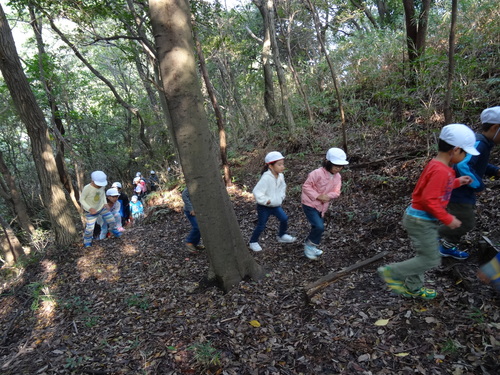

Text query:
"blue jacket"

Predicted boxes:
[[450, 133, 499, 205]]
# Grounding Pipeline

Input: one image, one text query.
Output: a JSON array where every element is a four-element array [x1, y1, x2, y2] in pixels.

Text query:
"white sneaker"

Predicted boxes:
[[305, 240, 323, 255], [277, 234, 297, 243], [249, 242, 262, 252], [304, 245, 318, 260]]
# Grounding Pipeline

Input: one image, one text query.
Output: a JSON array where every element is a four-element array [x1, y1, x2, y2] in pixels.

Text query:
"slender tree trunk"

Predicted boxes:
[[304, 0, 348, 152], [252, 0, 277, 123], [264, 0, 295, 130], [402, 0, 431, 63], [444, 0, 458, 124], [282, 5, 314, 125], [193, 28, 233, 187], [149, 0, 263, 291], [0, 4, 79, 247], [0, 151, 35, 237], [0, 214, 25, 265]]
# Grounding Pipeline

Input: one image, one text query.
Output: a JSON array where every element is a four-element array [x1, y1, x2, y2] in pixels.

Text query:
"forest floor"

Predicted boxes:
[[1, 127, 500, 375]]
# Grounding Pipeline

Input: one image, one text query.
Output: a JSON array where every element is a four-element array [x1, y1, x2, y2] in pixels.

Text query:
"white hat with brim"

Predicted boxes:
[[480, 107, 500, 125], [106, 188, 120, 196], [326, 148, 349, 165], [265, 151, 285, 164], [439, 124, 479, 156], [91, 171, 107, 187]]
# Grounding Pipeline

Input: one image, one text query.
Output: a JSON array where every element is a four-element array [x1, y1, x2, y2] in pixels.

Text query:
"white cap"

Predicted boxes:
[[439, 124, 479, 156], [106, 188, 120, 196], [150, 170, 155, 174], [136, 172, 142, 177], [91, 171, 107, 187], [135, 185, 141, 193], [480, 107, 500, 125], [131, 195, 138, 202], [111, 181, 122, 189], [265, 151, 284, 164], [133, 177, 141, 183], [326, 148, 349, 165]]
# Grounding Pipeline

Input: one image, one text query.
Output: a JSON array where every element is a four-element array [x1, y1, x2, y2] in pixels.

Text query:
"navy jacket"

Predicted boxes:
[[450, 133, 499, 205]]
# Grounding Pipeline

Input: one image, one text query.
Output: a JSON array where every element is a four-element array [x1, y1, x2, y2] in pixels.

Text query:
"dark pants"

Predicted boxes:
[[438, 202, 475, 244], [302, 204, 324, 245], [184, 210, 201, 245], [250, 204, 288, 243]]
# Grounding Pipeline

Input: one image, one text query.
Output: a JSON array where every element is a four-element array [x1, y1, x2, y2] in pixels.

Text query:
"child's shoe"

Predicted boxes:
[[84, 243, 91, 248], [304, 244, 318, 260], [305, 240, 323, 255], [401, 286, 437, 300], [186, 243, 200, 254], [277, 234, 297, 243], [439, 242, 469, 260], [377, 266, 405, 293], [111, 229, 123, 238], [249, 242, 262, 252]]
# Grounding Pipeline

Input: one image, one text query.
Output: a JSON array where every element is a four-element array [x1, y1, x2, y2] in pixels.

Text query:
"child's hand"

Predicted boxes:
[[89, 208, 97, 215], [317, 194, 330, 203], [266, 200, 271, 205], [447, 217, 462, 229], [190, 210, 196, 216], [458, 176, 473, 186]]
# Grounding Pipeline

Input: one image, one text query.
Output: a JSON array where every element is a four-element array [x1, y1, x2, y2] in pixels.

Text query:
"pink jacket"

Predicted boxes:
[[301, 167, 342, 216]]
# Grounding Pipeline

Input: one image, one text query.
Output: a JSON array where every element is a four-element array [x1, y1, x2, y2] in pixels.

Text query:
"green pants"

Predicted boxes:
[[437, 202, 475, 244], [390, 213, 441, 292]]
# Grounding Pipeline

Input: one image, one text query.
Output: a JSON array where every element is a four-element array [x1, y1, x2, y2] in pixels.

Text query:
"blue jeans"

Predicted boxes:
[[250, 204, 288, 243], [184, 210, 201, 245], [302, 204, 324, 245]]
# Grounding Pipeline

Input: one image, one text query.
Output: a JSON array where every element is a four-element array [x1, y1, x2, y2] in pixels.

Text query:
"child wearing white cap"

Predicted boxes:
[[438, 107, 500, 260], [378, 124, 479, 300], [79, 171, 122, 247], [301, 148, 349, 260], [98, 188, 124, 239], [248, 151, 296, 252]]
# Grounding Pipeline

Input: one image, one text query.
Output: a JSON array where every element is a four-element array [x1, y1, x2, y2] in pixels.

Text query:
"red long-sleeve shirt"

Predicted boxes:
[[410, 159, 461, 225]]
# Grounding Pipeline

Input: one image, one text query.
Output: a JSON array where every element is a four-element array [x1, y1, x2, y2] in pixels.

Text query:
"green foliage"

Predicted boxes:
[[125, 294, 150, 310], [27, 281, 55, 311], [187, 341, 222, 369]]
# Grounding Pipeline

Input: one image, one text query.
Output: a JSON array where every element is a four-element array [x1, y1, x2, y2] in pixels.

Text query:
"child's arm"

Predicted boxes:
[[253, 175, 272, 205]]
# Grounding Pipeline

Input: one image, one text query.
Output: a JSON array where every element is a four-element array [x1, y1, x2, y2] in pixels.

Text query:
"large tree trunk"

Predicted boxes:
[[0, 151, 35, 238], [444, 0, 458, 124], [149, 0, 264, 292], [0, 4, 79, 247], [29, 6, 81, 209]]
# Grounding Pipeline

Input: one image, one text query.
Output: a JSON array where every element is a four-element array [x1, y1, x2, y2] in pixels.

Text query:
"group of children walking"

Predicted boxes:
[[79, 106, 500, 299], [246, 106, 500, 299]]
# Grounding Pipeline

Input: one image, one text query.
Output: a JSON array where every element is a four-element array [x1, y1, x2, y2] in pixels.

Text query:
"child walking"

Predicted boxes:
[[98, 188, 123, 239], [130, 195, 144, 221], [249, 151, 296, 252], [182, 187, 205, 253], [301, 148, 349, 260], [378, 124, 478, 300], [80, 171, 122, 248]]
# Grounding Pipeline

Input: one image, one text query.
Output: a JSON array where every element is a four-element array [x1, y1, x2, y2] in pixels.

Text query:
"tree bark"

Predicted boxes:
[[29, 6, 81, 209], [0, 213, 25, 265], [193, 27, 233, 187], [304, 0, 348, 152], [402, 0, 431, 63], [252, 0, 277, 123], [149, 0, 264, 292], [0, 4, 79, 247], [0, 151, 35, 238], [444, 0, 458, 124]]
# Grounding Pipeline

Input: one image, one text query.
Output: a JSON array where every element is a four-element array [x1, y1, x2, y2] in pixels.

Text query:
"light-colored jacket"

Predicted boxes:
[[301, 167, 342, 216], [252, 170, 286, 207], [80, 184, 106, 212]]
